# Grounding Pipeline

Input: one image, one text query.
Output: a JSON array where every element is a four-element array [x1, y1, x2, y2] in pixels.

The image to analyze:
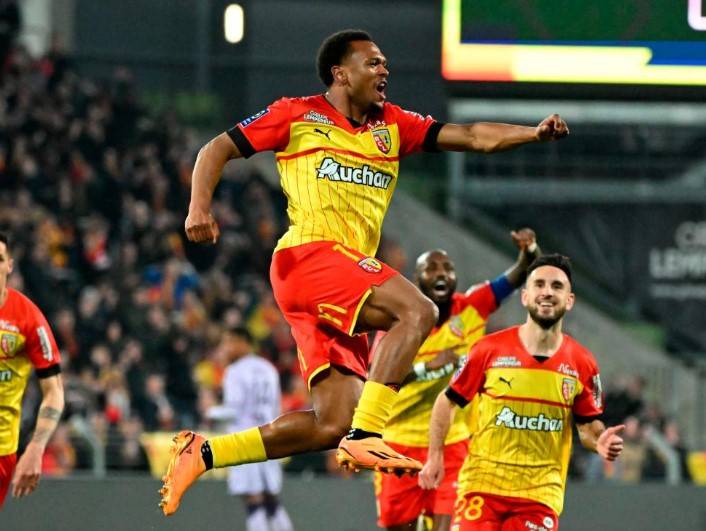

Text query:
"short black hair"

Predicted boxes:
[[316, 29, 373, 87], [225, 326, 253, 344], [0, 232, 9, 253], [527, 254, 573, 286]]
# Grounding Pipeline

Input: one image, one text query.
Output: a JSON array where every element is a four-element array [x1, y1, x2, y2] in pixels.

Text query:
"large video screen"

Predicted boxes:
[[442, 0, 706, 85]]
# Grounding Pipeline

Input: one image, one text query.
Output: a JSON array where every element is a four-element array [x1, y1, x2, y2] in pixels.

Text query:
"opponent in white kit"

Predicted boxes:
[[209, 327, 294, 531]]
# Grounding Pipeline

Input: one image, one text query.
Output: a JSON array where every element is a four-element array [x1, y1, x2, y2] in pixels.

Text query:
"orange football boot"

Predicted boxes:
[[336, 436, 422, 476], [159, 431, 207, 516]]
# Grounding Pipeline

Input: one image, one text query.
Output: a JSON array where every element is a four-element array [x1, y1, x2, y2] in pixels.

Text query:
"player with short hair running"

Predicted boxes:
[[419, 254, 624, 530]]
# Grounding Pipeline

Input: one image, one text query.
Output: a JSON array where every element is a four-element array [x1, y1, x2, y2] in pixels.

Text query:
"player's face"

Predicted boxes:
[[522, 265, 575, 329], [416, 251, 457, 305], [340, 40, 389, 110], [0, 242, 13, 288]]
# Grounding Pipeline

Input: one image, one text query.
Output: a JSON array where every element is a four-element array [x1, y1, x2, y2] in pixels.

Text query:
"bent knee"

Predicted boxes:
[[313, 422, 350, 450], [406, 295, 437, 336]]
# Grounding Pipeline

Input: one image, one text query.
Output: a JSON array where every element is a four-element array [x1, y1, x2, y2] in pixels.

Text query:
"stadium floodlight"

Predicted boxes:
[[224, 4, 245, 43]]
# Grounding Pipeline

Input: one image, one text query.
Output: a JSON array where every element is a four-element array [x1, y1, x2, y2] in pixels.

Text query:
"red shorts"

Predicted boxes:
[[452, 492, 558, 531], [0, 453, 17, 508], [375, 440, 468, 528], [270, 241, 398, 387]]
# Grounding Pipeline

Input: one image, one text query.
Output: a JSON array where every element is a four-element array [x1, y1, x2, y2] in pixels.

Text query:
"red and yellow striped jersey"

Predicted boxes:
[[447, 326, 603, 515], [0, 288, 61, 455], [229, 95, 438, 256], [379, 284, 497, 447]]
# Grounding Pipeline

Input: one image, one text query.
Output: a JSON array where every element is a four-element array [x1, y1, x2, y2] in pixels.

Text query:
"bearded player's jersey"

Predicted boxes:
[[380, 284, 497, 447], [228, 95, 440, 256], [0, 288, 61, 455], [447, 326, 603, 515]]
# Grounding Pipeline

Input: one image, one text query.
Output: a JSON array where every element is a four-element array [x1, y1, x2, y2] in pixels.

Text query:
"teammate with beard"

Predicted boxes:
[[372, 229, 539, 531], [419, 255, 625, 531]]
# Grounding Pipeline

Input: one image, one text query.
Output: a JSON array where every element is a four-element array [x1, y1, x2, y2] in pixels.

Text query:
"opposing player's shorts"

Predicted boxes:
[[452, 492, 558, 531], [0, 452, 17, 507], [228, 459, 283, 496], [375, 440, 468, 528], [270, 241, 399, 387]]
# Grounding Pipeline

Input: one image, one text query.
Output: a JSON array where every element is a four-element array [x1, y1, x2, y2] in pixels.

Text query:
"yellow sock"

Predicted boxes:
[[350, 381, 398, 434], [209, 427, 267, 469]]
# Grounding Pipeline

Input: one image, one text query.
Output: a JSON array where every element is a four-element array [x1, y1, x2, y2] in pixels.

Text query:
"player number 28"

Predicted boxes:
[[455, 495, 485, 522]]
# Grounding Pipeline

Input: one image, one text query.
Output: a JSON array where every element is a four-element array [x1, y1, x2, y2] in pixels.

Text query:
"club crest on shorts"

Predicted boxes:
[[562, 378, 576, 401], [358, 257, 382, 273], [372, 128, 392, 154]]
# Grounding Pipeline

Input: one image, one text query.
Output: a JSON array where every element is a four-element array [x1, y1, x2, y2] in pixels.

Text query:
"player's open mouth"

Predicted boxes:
[[432, 280, 448, 297], [376, 81, 387, 99]]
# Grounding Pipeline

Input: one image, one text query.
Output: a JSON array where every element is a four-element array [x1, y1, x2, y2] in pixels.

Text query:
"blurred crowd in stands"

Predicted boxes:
[[571, 374, 693, 484], [0, 36, 696, 483], [0, 39, 309, 475]]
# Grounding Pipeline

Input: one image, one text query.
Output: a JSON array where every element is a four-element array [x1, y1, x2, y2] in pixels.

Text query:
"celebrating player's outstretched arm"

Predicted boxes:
[[436, 114, 568, 153]]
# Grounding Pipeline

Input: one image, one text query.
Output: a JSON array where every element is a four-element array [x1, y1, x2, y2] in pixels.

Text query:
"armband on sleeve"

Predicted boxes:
[[489, 274, 514, 305]]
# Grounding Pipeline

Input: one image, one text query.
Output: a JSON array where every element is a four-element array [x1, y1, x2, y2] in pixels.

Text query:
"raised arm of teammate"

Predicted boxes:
[[576, 420, 625, 462], [185, 133, 242, 244], [436, 114, 569, 154], [503, 228, 541, 288], [417, 392, 457, 490], [11, 373, 64, 498]]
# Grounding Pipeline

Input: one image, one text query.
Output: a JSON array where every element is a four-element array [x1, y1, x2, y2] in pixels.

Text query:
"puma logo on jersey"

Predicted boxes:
[[316, 157, 393, 189], [314, 128, 331, 140], [498, 376, 514, 388]]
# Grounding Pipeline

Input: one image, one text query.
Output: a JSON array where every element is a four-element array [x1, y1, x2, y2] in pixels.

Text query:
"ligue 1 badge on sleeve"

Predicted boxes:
[[239, 109, 269, 128], [358, 257, 382, 274]]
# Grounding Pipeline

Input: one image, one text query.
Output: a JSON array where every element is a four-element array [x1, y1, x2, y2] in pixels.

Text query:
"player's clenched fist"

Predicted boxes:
[[597, 424, 625, 461], [511, 228, 537, 252], [535, 114, 569, 142], [185, 209, 220, 244]]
